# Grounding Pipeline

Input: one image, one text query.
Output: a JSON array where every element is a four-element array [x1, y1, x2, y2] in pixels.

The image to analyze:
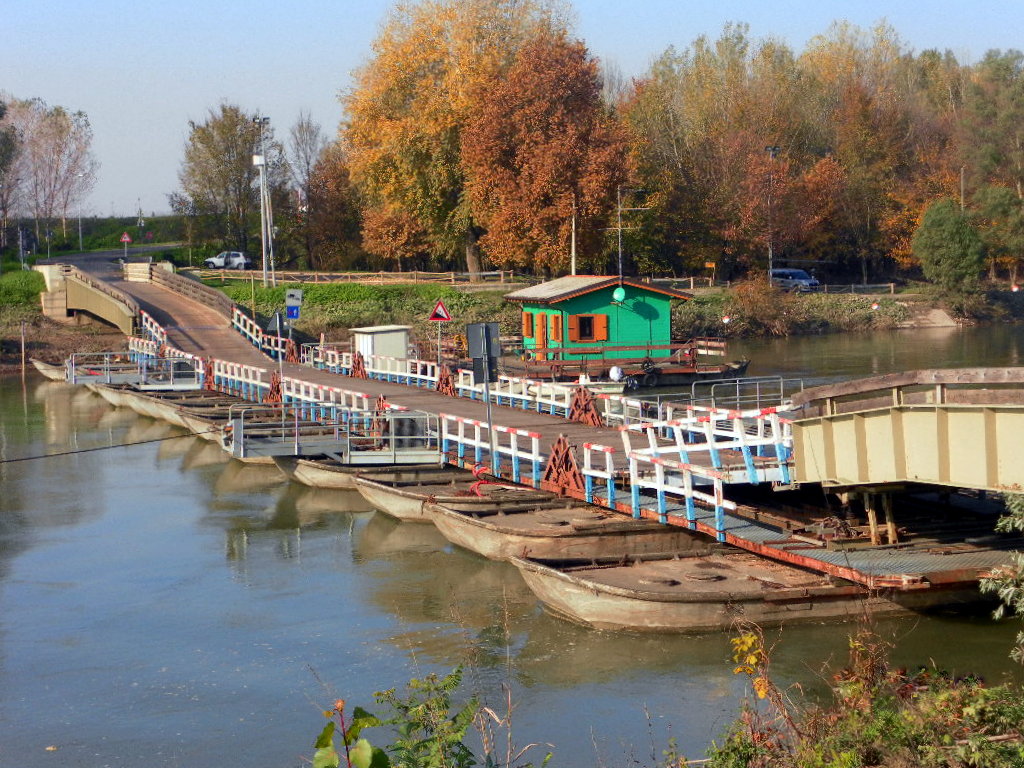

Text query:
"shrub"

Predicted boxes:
[[0, 270, 45, 307]]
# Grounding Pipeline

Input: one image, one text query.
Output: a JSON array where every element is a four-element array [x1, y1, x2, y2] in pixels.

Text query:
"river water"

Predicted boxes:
[[2, 326, 1023, 767]]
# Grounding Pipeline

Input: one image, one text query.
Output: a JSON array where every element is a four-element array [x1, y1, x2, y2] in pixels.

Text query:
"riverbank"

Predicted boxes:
[[0, 308, 124, 374], [7, 271, 1023, 375]]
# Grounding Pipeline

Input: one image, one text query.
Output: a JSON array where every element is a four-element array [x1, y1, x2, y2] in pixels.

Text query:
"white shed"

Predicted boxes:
[[350, 325, 412, 360]]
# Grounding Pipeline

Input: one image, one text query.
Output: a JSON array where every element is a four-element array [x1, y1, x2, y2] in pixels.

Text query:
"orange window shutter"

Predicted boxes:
[[594, 314, 609, 341], [567, 314, 580, 342], [522, 312, 534, 337], [549, 314, 562, 341]]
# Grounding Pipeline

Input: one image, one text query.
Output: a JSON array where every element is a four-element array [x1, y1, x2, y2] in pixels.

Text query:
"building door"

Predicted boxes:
[[535, 316, 547, 361]]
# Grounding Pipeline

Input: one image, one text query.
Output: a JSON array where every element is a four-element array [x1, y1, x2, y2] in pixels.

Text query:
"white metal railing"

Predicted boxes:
[[620, 405, 793, 486], [139, 310, 167, 346], [627, 452, 737, 542], [127, 336, 160, 360], [232, 307, 289, 359], [225, 403, 439, 463], [593, 392, 649, 427], [439, 413, 544, 486], [213, 360, 267, 400], [454, 370, 577, 418], [67, 352, 202, 389], [582, 442, 619, 508]]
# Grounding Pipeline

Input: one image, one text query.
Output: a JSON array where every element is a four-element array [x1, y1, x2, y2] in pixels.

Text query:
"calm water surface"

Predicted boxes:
[[2, 326, 1023, 767]]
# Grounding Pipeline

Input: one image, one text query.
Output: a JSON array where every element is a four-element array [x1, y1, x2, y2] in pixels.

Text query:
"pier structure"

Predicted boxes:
[[41, 258, 1024, 594]]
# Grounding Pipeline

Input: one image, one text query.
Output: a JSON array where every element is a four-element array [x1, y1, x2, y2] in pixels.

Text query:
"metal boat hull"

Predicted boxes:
[[511, 553, 991, 633], [429, 503, 711, 562]]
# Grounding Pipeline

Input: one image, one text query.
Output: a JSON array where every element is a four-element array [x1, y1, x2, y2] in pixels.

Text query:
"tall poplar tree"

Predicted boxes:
[[177, 103, 287, 253]]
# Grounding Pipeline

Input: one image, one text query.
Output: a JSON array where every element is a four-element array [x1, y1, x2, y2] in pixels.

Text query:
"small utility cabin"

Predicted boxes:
[[505, 276, 745, 390]]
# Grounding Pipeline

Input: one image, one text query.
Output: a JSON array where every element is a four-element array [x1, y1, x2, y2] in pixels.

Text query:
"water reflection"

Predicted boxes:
[[4, 334, 1024, 768], [731, 325, 1024, 386]]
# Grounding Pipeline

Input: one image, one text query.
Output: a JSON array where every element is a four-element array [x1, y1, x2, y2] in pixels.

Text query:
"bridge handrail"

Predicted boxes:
[[150, 266, 235, 321], [61, 264, 140, 316], [232, 307, 288, 358], [791, 367, 1024, 410], [439, 413, 544, 486]]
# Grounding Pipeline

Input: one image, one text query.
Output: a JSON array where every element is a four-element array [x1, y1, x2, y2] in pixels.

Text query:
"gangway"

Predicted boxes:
[[224, 403, 441, 464], [67, 353, 203, 391]]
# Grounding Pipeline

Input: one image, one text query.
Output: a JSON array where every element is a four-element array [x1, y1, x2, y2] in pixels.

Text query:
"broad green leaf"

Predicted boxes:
[[312, 745, 340, 768], [349, 737, 374, 768], [315, 721, 336, 749]]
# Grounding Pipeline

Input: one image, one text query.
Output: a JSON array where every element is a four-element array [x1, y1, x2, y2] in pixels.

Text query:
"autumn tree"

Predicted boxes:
[[177, 103, 288, 253], [461, 30, 628, 272], [343, 0, 566, 276], [306, 141, 365, 270]]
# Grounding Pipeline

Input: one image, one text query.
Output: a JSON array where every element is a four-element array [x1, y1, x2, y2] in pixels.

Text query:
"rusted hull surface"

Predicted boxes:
[[429, 503, 712, 562], [512, 554, 989, 633]]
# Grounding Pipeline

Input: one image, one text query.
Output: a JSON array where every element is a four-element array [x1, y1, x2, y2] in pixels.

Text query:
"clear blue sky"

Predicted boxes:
[[4, 0, 1021, 217]]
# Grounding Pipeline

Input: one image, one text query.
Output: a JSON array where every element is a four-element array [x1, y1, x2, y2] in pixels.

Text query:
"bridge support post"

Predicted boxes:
[[864, 493, 880, 545]]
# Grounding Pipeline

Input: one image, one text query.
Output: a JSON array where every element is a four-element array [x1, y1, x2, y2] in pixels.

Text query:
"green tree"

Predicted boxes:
[[0, 101, 20, 250], [912, 198, 985, 294], [177, 103, 287, 253], [961, 50, 1024, 199], [973, 184, 1024, 282]]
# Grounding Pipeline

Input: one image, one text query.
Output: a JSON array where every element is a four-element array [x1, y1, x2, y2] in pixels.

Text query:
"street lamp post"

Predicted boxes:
[[253, 116, 275, 288], [76, 173, 85, 252], [765, 145, 780, 279]]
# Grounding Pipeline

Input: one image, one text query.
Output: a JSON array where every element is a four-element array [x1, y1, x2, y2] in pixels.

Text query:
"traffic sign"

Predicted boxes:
[[286, 305, 300, 320], [429, 299, 452, 322], [120, 232, 132, 243]]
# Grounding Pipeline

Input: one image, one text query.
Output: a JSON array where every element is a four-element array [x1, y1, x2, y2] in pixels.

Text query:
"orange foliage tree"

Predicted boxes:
[[461, 30, 629, 272]]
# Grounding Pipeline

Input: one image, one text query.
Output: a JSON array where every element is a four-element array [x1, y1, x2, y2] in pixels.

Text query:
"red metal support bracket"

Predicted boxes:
[[541, 435, 586, 496], [569, 385, 604, 426]]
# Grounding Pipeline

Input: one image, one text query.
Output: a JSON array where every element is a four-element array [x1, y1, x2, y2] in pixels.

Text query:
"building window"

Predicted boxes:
[[522, 312, 534, 337], [549, 314, 562, 342], [567, 314, 608, 342]]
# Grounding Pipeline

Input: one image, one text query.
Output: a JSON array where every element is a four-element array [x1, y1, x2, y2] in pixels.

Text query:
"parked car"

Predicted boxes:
[[770, 268, 820, 292], [203, 251, 251, 270]]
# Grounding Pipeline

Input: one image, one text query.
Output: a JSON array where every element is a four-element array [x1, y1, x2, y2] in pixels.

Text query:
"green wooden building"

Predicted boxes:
[[505, 276, 691, 361]]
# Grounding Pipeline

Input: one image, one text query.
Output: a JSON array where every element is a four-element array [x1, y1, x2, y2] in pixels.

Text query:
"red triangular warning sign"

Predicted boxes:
[[429, 299, 453, 321]]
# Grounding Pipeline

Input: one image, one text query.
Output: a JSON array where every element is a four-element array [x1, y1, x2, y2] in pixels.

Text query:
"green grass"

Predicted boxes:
[[215, 281, 520, 341], [0, 270, 45, 307]]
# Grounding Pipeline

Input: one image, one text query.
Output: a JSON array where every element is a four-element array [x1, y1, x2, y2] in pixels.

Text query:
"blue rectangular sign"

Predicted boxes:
[[286, 305, 300, 320]]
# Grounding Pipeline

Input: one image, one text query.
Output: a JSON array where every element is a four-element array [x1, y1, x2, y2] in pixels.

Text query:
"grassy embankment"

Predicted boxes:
[[212, 279, 928, 347], [0, 270, 123, 368]]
